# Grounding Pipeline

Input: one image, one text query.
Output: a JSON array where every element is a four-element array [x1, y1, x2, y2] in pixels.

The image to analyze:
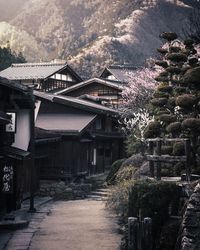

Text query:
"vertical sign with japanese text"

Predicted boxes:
[[6, 112, 16, 133], [2, 165, 14, 194]]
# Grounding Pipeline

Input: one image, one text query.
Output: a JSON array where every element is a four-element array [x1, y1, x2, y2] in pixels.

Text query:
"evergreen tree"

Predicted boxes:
[[0, 45, 26, 71], [144, 32, 200, 169]]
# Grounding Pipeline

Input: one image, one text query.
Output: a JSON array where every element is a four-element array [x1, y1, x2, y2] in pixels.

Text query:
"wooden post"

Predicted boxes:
[[29, 93, 36, 212], [128, 217, 139, 250], [143, 217, 152, 250], [156, 139, 162, 180], [149, 141, 154, 177], [185, 139, 191, 182]]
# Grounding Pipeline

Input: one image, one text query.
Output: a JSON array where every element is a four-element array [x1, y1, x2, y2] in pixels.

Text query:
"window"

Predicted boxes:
[[96, 119, 102, 130], [92, 148, 97, 165]]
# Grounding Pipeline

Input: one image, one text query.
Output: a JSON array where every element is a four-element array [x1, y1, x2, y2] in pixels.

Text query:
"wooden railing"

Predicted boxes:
[[146, 138, 191, 181]]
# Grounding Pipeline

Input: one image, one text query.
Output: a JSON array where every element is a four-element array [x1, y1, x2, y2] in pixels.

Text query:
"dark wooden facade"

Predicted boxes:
[[55, 78, 123, 107], [0, 62, 82, 93], [0, 77, 34, 218], [35, 92, 125, 181]]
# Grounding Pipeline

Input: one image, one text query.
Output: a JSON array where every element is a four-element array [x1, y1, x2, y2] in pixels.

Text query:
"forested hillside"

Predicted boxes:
[[0, 0, 197, 77]]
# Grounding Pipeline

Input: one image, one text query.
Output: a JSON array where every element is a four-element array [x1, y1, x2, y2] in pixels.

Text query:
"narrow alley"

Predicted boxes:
[[3, 190, 121, 250]]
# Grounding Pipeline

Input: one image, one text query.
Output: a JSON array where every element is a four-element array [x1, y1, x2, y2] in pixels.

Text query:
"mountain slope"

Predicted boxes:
[[0, 0, 194, 77]]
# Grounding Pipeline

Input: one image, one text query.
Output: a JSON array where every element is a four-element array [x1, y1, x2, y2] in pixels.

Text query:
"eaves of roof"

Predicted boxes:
[[54, 77, 123, 95], [34, 91, 119, 116]]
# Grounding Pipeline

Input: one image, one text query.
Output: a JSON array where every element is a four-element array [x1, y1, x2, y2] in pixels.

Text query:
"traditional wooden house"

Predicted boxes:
[[100, 64, 140, 83], [34, 91, 125, 181], [55, 78, 124, 107], [0, 61, 82, 93], [0, 77, 35, 217]]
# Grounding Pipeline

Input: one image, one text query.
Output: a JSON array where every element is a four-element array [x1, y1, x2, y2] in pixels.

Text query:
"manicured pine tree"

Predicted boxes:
[[144, 32, 200, 169]]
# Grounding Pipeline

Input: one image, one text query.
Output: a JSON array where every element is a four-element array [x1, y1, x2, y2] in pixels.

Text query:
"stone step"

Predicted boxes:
[[90, 192, 109, 197]]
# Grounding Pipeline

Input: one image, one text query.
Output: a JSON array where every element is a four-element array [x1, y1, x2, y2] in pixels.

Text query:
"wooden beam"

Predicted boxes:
[[146, 155, 186, 162]]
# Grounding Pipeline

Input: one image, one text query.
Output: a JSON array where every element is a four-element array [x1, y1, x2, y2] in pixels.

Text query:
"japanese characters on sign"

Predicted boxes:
[[6, 112, 16, 133], [2, 165, 14, 193]]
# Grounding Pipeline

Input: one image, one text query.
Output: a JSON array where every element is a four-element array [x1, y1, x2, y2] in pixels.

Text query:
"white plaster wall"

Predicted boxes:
[[12, 109, 31, 151]]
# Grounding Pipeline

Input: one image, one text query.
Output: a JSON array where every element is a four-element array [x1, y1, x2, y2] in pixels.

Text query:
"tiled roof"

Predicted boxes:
[[54, 78, 123, 95], [100, 65, 141, 83], [0, 62, 71, 80], [0, 76, 31, 92], [36, 113, 96, 133], [34, 91, 119, 116]]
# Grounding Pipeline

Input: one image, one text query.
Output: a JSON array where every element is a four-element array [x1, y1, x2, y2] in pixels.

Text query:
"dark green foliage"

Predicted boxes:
[[157, 84, 172, 93], [172, 142, 185, 156], [181, 65, 191, 74], [174, 162, 185, 175], [144, 121, 161, 138], [182, 118, 200, 132], [160, 32, 178, 42], [155, 60, 168, 68], [188, 57, 198, 65], [161, 146, 173, 155], [151, 98, 168, 107], [153, 91, 169, 98], [176, 94, 197, 108], [168, 97, 176, 107], [126, 140, 144, 156], [174, 87, 187, 95], [166, 53, 188, 63], [169, 46, 181, 53], [155, 76, 169, 82], [159, 71, 169, 77], [184, 39, 194, 46], [166, 66, 182, 74], [106, 159, 125, 185], [166, 122, 182, 135], [159, 114, 176, 123], [157, 48, 168, 54], [128, 181, 181, 248], [182, 66, 200, 85], [0, 46, 26, 70]]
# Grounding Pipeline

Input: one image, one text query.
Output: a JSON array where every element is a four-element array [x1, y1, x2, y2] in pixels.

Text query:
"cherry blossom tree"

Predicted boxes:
[[119, 65, 161, 155]]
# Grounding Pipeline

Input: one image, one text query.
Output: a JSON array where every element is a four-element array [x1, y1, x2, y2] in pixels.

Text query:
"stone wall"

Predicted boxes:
[[38, 180, 92, 200], [180, 183, 200, 250]]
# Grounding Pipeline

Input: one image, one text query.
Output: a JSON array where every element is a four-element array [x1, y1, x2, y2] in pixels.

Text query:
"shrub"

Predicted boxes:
[[115, 165, 137, 184], [159, 114, 176, 123], [151, 98, 168, 107], [157, 84, 173, 93], [182, 118, 200, 132], [176, 94, 196, 108], [174, 87, 187, 95], [166, 122, 182, 135], [168, 97, 176, 107], [155, 60, 168, 68], [182, 66, 200, 85], [157, 48, 168, 54], [128, 181, 180, 227], [159, 71, 169, 77], [161, 146, 173, 155], [169, 46, 181, 53], [106, 159, 125, 185], [172, 142, 185, 156], [128, 181, 181, 239], [144, 121, 161, 138], [166, 66, 181, 74], [106, 179, 135, 217], [126, 140, 144, 156], [154, 91, 169, 98], [166, 53, 187, 63]]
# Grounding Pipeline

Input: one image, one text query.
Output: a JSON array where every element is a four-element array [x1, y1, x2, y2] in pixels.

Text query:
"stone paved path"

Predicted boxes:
[[4, 190, 121, 250]]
